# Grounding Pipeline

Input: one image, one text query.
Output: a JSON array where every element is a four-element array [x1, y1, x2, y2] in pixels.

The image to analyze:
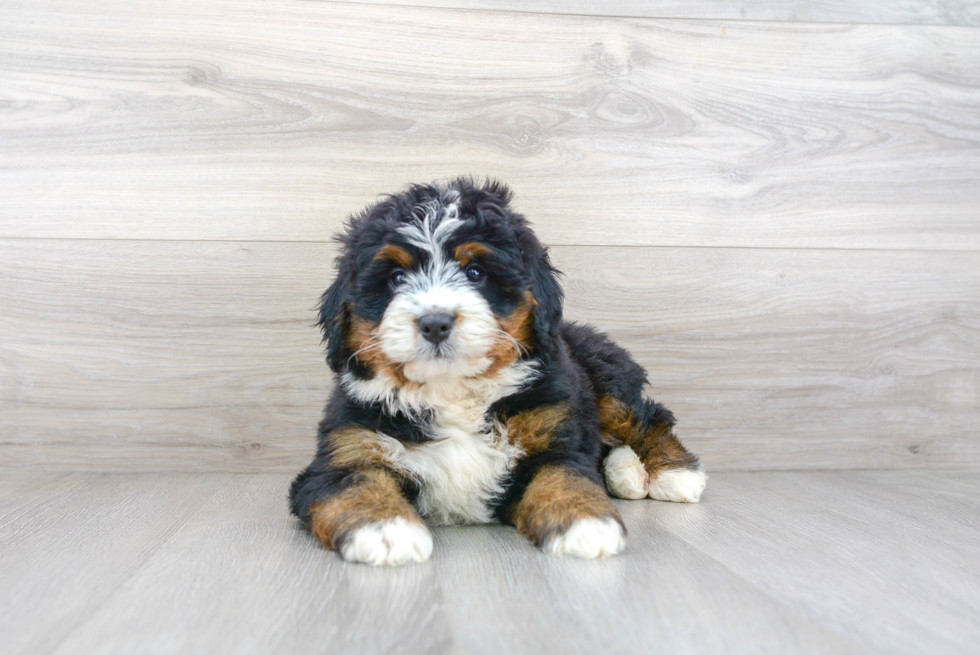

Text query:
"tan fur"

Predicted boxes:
[[309, 469, 423, 550], [326, 427, 391, 469], [375, 244, 415, 270], [597, 395, 640, 446], [478, 291, 536, 379], [511, 465, 623, 547], [454, 242, 535, 379], [453, 242, 493, 268], [598, 395, 698, 477], [505, 403, 570, 457], [348, 315, 416, 387]]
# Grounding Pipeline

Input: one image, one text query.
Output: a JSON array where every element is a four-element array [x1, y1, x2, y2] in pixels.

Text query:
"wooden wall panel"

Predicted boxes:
[[2, 239, 976, 472], [1, 0, 979, 249], [2, 0, 977, 473], [312, 0, 980, 26]]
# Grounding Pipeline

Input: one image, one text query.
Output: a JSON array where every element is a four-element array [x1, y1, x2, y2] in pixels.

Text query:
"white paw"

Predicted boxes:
[[546, 517, 625, 559], [339, 518, 433, 566], [648, 468, 707, 503], [603, 445, 649, 499]]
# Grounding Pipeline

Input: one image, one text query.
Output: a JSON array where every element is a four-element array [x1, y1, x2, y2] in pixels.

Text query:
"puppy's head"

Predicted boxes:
[[319, 178, 562, 385]]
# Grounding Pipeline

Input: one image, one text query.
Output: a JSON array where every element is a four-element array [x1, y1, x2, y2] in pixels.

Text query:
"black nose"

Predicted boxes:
[[418, 313, 454, 345]]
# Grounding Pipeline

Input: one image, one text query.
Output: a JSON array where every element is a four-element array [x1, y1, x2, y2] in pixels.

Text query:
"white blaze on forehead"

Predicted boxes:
[[396, 196, 462, 265]]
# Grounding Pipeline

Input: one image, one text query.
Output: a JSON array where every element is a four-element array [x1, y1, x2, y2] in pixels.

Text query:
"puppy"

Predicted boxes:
[[290, 178, 705, 565]]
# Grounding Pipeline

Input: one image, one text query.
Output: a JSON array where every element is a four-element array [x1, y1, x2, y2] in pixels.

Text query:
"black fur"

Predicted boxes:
[[290, 177, 686, 547]]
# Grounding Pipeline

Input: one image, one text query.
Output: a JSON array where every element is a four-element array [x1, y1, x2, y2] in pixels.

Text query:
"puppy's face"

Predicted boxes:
[[352, 201, 533, 383], [320, 180, 561, 385]]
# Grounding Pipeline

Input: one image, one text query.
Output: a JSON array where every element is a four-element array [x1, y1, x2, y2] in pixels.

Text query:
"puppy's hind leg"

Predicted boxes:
[[600, 397, 706, 503], [602, 443, 649, 500], [559, 322, 706, 503]]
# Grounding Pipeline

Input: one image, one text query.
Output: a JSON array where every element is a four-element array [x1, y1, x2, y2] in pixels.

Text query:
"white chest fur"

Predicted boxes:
[[343, 362, 538, 525], [381, 403, 522, 524]]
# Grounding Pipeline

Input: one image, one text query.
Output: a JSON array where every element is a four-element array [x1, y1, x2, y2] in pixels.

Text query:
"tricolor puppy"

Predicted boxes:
[[290, 179, 706, 565]]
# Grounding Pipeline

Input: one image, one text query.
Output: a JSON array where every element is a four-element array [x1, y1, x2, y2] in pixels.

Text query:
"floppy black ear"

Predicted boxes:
[[475, 178, 563, 353], [518, 227, 563, 353], [317, 260, 354, 373]]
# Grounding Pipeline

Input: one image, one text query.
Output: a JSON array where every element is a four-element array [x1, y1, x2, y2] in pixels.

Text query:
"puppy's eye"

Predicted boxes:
[[465, 265, 485, 283], [389, 269, 408, 287]]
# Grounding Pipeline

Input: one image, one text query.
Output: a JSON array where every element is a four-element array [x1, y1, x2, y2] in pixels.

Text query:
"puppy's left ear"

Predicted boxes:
[[518, 228, 563, 353]]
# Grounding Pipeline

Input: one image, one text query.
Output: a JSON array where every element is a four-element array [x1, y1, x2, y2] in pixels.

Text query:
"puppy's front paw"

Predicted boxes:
[[546, 517, 625, 559], [339, 518, 433, 566], [647, 468, 707, 503]]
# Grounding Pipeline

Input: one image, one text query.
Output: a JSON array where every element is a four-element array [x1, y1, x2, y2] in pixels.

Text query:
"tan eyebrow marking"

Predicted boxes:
[[374, 245, 414, 269], [454, 242, 492, 268]]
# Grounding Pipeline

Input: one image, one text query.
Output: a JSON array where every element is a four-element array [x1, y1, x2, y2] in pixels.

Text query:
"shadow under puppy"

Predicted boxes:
[[290, 178, 706, 565]]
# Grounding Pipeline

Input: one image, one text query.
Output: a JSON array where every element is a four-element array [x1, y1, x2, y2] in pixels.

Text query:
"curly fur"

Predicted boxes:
[[290, 178, 704, 564]]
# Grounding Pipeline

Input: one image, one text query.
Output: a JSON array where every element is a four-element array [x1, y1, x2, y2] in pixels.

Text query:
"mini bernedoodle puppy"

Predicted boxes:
[[290, 178, 706, 565]]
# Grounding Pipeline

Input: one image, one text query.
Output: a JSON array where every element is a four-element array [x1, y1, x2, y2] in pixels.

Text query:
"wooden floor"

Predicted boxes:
[[2, 470, 977, 655], [2, 2, 976, 652]]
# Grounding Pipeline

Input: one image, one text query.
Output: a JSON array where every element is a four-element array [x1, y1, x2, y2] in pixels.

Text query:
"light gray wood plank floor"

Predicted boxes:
[[1, 471, 977, 654]]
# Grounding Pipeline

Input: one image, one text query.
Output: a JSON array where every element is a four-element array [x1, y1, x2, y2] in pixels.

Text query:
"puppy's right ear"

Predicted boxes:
[[317, 261, 353, 372]]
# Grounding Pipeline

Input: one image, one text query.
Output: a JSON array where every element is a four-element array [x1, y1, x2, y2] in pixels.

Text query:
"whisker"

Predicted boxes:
[[347, 337, 383, 364], [495, 329, 529, 358]]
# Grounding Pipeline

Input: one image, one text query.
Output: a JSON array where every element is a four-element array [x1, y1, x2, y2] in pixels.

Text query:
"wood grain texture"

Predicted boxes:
[[2, 0, 979, 248], [432, 500, 862, 654], [2, 238, 977, 472], [0, 473, 223, 655], [3, 471, 979, 654], [650, 470, 980, 654], [7, 473, 864, 655], [49, 474, 452, 655], [314, 0, 980, 26]]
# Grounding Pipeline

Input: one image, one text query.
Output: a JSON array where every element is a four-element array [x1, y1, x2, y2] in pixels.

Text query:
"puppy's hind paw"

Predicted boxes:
[[604, 445, 649, 499], [647, 468, 707, 503], [339, 518, 433, 566]]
